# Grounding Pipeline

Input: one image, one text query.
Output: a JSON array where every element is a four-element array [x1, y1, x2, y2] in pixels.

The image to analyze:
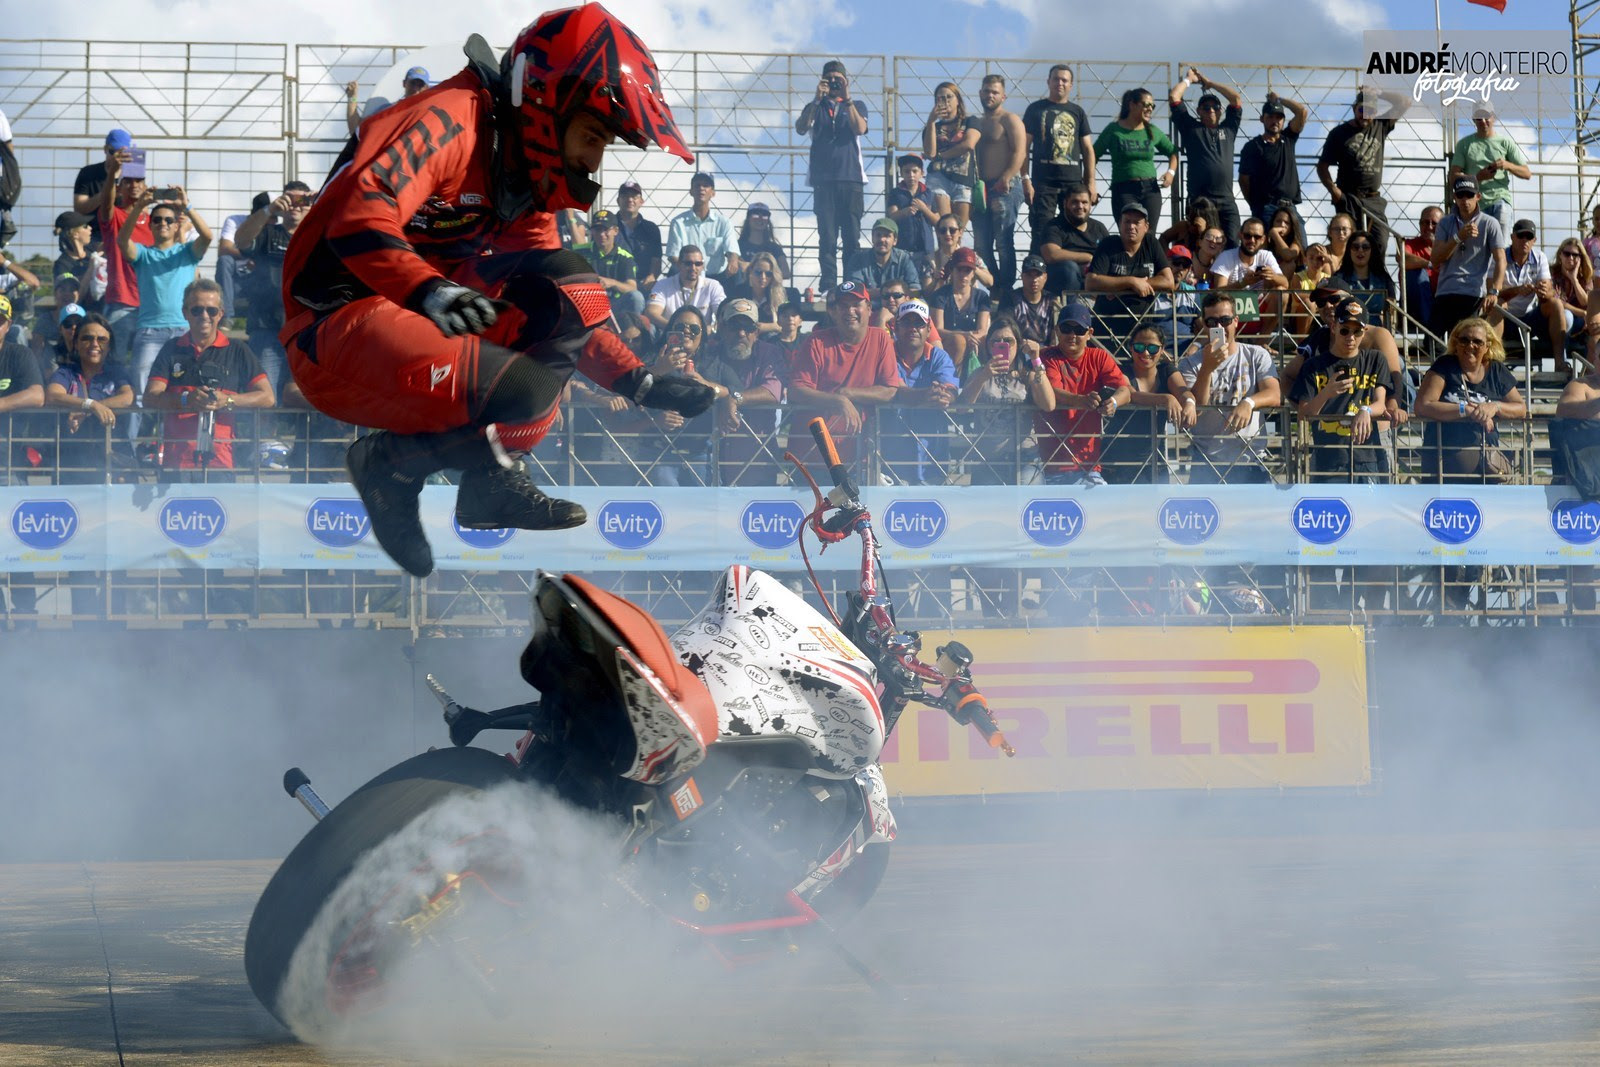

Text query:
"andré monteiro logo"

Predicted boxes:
[[1291, 498, 1353, 546], [11, 500, 79, 550], [1550, 499, 1600, 546], [740, 499, 805, 550], [159, 497, 227, 549], [452, 516, 516, 550], [1157, 497, 1220, 546], [1423, 498, 1483, 545], [1021, 499, 1085, 547], [598, 500, 664, 550], [882, 499, 947, 549], [1361, 30, 1569, 116], [306, 498, 371, 548]]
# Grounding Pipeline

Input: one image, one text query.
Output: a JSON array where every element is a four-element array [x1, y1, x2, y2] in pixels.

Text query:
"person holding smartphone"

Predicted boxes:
[[1288, 298, 1390, 481], [232, 181, 314, 400], [1178, 291, 1280, 484]]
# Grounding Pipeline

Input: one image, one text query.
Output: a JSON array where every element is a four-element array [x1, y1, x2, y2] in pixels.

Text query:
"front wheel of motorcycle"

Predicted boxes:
[[243, 746, 522, 1034]]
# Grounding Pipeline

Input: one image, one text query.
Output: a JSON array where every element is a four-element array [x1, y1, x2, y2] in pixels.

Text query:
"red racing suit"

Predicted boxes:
[[280, 67, 640, 444]]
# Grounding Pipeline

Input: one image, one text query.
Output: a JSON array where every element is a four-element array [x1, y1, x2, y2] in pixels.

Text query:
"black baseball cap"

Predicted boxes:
[[1021, 253, 1047, 274], [1332, 299, 1366, 325], [618, 180, 643, 196], [1512, 218, 1536, 238], [1261, 99, 1286, 117]]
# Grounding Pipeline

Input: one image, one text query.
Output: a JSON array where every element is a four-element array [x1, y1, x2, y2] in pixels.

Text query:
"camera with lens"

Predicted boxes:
[[193, 365, 223, 457], [828, 74, 846, 92]]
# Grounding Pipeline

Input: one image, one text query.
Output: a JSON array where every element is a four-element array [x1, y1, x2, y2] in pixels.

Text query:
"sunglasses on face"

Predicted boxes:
[[1057, 323, 1090, 336], [1561, 250, 1582, 257], [938, 226, 960, 234], [80, 336, 110, 348], [150, 216, 178, 225], [1202, 315, 1235, 327], [185, 306, 223, 318], [672, 323, 703, 336], [1349, 242, 1372, 251], [682, 259, 705, 267], [1130, 342, 1162, 355], [726, 322, 757, 334], [1139, 101, 1155, 109], [1458, 335, 1488, 347], [1241, 231, 1265, 241], [1454, 191, 1477, 199], [751, 269, 774, 278], [885, 291, 907, 301], [1336, 325, 1364, 337]]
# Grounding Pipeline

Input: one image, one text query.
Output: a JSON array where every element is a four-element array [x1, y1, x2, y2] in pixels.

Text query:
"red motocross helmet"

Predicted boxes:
[[505, 3, 693, 212]]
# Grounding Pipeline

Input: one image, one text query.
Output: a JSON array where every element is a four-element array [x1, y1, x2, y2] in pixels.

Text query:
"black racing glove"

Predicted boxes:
[[610, 367, 718, 418], [416, 279, 499, 338]]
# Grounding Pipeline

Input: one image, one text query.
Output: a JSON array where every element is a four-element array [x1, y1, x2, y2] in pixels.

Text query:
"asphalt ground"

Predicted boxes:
[[5, 827, 1600, 1066]]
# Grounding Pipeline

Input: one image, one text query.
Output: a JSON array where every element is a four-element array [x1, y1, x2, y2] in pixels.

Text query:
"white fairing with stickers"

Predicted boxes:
[[671, 565, 886, 777]]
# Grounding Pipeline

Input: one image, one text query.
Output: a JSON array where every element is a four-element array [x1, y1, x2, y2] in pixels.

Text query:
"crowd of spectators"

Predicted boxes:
[[0, 60, 1598, 502]]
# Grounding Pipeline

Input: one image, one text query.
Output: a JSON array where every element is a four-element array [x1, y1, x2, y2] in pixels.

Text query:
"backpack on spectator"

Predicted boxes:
[[0, 138, 20, 248]]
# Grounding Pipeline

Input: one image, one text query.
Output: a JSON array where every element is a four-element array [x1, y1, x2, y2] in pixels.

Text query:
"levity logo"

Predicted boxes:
[[1423, 498, 1482, 545], [741, 500, 805, 550], [159, 497, 227, 548], [598, 500, 664, 549], [452, 516, 515, 550], [1022, 499, 1085, 547], [306, 498, 371, 548], [1551, 499, 1600, 546], [1291, 498, 1353, 545], [883, 500, 947, 549], [11, 500, 79, 550], [1158, 497, 1220, 546]]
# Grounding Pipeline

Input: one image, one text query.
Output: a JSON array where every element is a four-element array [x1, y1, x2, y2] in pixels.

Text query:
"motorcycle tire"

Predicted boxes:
[[244, 746, 520, 1029], [809, 841, 891, 921]]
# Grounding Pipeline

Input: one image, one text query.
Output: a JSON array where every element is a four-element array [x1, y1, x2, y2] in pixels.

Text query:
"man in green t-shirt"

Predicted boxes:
[[1447, 99, 1531, 230], [581, 210, 644, 342]]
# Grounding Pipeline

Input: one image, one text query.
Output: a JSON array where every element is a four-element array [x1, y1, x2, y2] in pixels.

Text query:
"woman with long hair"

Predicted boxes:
[[1098, 323, 1193, 484], [930, 247, 992, 371], [925, 213, 993, 296], [730, 251, 799, 335], [1265, 205, 1306, 278], [1325, 212, 1355, 274], [1093, 87, 1178, 230], [736, 203, 790, 279], [1413, 315, 1524, 483], [1160, 196, 1217, 252], [43, 312, 135, 483], [922, 82, 982, 230], [1549, 237, 1594, 365], [1332, 229, 1396, 326]]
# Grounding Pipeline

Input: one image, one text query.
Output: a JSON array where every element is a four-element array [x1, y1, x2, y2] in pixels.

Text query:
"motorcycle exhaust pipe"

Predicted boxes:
[[283, 767, 330, 823]]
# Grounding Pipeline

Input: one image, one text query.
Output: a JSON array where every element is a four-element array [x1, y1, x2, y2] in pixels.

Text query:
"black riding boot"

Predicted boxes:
[[345, 426, 508, 578]]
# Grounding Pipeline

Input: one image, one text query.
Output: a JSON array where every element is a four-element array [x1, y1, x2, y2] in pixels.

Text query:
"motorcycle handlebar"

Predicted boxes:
[[809, 417, 859, 503]]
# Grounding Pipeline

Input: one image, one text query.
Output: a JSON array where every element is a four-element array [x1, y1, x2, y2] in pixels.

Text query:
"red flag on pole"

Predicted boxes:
[[1468, 0, 1506, 11]]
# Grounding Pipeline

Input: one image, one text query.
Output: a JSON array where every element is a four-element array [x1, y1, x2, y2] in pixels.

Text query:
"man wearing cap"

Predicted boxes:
[[786, 280, 901, 466], [1168, 68, 1244, 246], [72, 128, 137, 245], [1499, 219, 1567, 349], [666, 172, 736, 277], [1037, 184, 1106, 296], [1178, 291, 1281, 483], [1289, 298, 1391, 481], [92, 139, 153, 359], [646, 245, 726, 330], [846, 218, 920, 293], [1022, 65, 1095, 251], [1316, 88, 1411, 251], [1448, 100, 1530, 228], [881, 298, 959, 485], [1430, 176, 1507, 337], [1012, 254, 1060, 356], [796, 60, 869, 294], [1085, 201, 1175, 347], [1032, 302, 1129, 486], [53, 212, 98, 305], [1238, 92, 1308, 227], [344, 66, 431, 135], [580, 210, 643, 343], [615, 180, 664, 289], [697, 296, 786, 484]]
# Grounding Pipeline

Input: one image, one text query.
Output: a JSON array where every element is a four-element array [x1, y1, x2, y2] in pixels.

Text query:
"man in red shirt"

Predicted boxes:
[[93, 149, 153, 361], [1402, 204, 1442, 327], [143, 278, 276, 477], [1034, 302, 1129, 485], [786, 280, 902, 466], [281, 5, 721, 577]]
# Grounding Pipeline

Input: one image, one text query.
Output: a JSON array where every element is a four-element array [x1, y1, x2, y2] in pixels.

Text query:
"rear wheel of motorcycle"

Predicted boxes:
[[809, 842, 891, 920], [244, 746, 520, 1030]]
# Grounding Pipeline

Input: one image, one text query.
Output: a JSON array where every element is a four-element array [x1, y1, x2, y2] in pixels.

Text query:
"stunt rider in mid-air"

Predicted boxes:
[[281, 4, 723, 577]]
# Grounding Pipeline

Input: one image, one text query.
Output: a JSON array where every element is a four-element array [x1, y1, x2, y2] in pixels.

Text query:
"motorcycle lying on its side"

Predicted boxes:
[[243, 418, 1014, 1031]]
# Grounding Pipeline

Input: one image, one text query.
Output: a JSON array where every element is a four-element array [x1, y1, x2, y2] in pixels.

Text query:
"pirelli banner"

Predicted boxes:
[[0, 483, 1597, 572], [880, 626, 1372, 793]]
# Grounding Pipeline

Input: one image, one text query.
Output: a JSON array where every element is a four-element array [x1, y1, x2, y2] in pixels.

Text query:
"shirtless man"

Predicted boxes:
[[974, 74, 1028, 303]]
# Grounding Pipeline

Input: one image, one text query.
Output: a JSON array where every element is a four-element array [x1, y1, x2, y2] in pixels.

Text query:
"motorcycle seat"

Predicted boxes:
[[560, 574, 720, 756]]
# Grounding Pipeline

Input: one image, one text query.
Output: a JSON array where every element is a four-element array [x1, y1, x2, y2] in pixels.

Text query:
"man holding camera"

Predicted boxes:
[[796, 60, 869, 295], [144, 278, 275, 478], [232, 181, 313, 399]]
